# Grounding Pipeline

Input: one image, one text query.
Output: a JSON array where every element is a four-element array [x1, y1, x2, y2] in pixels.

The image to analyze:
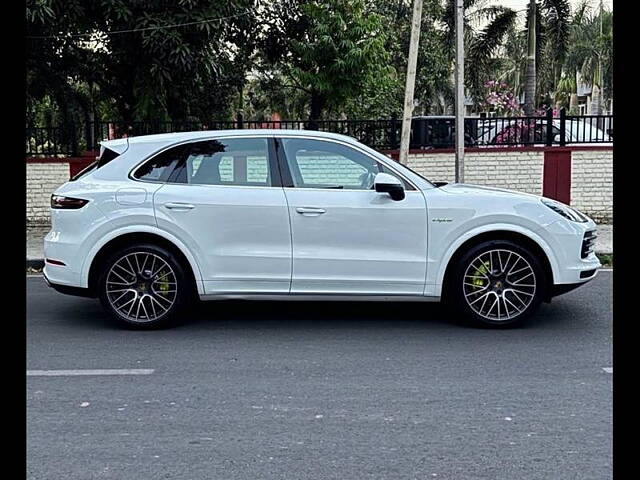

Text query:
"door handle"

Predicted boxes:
[[296, 207, 326, 215], [164, 202, 195, 210]]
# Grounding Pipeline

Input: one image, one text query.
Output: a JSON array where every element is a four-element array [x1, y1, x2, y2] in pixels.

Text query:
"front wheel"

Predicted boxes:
[[450, 240, 546, 328], [97, 244, 190, 329]]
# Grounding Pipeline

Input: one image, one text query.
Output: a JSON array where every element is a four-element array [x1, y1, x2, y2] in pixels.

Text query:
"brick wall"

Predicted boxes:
[[26, 147, 613, 225], [405, 150, 544, 195], [398, 147, 612, 222], [27, 162, 71, 225], [570, 150, 613, 223]]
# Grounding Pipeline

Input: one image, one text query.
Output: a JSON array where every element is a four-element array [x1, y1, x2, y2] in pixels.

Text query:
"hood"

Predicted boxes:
[[438, 183, 542, 201]]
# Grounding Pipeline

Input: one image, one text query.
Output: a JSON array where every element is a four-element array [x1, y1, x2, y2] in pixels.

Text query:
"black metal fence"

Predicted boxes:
[[26, 109, 613, 157], [26, 125, 79, 157]]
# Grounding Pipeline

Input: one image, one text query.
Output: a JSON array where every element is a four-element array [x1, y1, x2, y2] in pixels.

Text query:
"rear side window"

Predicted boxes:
[[133, 145, 186, 182], [171, 138, 271, 187]]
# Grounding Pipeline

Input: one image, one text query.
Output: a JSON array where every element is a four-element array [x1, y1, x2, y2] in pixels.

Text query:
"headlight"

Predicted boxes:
[[541, 199, 589, 223]]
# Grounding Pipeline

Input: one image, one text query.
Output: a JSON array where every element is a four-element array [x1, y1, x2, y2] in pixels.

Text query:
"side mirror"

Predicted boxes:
[[374, 172, 405, 201]]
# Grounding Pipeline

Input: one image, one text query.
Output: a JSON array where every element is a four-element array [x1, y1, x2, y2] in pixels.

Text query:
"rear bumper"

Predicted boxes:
[[42, 271, 95, 298]]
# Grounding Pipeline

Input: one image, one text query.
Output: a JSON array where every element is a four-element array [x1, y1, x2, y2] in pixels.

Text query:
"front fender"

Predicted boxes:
[[427, 222, 560, 297]]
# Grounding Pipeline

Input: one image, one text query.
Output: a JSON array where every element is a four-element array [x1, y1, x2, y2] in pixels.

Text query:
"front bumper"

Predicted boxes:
[[550, 267, 598, 298], [543, 219, 601, 285], [542, 216, 601, 300]]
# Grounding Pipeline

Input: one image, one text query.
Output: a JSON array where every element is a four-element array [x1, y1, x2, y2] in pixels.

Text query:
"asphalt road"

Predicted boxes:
[[27, 273, 612, 480]]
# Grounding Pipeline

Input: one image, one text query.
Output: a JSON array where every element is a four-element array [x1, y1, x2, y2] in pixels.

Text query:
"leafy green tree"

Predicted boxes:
[[258, 0, 394, 124], [372, 0, 451, 116], [26, 0, 258, 125]]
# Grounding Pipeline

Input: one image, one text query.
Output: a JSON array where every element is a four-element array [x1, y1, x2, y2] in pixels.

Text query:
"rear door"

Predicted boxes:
[[148, 137, 292, 294]]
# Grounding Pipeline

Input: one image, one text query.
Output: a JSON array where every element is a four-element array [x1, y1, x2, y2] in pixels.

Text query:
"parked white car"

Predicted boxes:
[[44, 130, 600, 328], [476, 118, 612, 146]]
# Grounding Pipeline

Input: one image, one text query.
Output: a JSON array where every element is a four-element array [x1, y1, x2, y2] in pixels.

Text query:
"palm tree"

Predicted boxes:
[[565, 1, 612, 114], [461, 0, 571, 114], [537, 0, 572, 104], [495, 26, 526, 99], [442, 0, 518, 107]]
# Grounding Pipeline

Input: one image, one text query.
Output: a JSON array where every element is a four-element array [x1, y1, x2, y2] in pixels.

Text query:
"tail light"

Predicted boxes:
[[51, 195, 89, 210]]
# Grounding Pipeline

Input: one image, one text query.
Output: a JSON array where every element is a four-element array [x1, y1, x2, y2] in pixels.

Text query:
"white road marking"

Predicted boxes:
[[602, 367, 613, 374], [27, 369, 154, 377]]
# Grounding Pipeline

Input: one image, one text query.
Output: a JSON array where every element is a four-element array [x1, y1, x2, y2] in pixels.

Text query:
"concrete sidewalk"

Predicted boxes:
[[26, 223, 614, 267]]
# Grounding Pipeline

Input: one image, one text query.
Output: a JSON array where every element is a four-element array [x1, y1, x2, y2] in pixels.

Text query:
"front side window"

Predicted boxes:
[[172, 138, 271, 187], [281, 138, 410, 190]]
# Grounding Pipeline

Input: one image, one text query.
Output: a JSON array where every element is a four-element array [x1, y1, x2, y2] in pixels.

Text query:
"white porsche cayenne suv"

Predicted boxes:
[[43, 130, 600, 328]]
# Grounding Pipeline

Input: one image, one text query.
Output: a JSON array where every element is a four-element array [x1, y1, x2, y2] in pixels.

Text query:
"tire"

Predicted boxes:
[[449, 240, 546, 328], [97, 243, 191, 329]]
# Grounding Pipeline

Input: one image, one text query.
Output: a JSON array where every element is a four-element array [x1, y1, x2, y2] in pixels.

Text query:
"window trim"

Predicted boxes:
[[129, 135, 282, 188], [275, 136, 418, 192]]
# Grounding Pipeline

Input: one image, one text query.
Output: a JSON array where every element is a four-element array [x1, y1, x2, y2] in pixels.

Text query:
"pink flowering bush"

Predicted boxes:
[[479, 81, 523, 116], [493, 120, 545, 145], [534, 104, 559, 117]]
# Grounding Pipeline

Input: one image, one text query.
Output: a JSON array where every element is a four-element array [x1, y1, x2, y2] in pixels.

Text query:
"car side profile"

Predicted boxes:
[[43, 130, 600, 328]]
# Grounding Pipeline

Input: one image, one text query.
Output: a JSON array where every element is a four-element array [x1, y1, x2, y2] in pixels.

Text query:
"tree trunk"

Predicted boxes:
[[590, 84, 602, 116], [307, 93, 326, 130], [523, 0, 537, 115], [569, 93, 579, 114]]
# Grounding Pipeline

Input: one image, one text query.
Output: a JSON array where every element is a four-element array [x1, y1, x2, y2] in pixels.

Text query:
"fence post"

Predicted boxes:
[[559, 107, 566, 147], [70, 123, 78, 157], [390, 116, 398, 150], [545, 108, 554, 146], [85, 119, 93, 154]]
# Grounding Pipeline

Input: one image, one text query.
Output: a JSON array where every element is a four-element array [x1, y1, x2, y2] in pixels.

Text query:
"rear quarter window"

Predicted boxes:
[[133, 145, 186, 182], [70, 147, 120, 181]]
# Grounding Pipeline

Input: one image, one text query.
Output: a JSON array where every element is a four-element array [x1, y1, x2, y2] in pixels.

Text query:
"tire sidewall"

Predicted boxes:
[[451, 240, 546, 328], [98, 244, 190, 329]]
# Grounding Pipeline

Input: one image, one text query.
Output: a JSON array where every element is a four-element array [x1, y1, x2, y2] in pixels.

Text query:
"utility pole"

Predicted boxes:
[[399, 0, 423, 165], [454, 0, 464, 183]]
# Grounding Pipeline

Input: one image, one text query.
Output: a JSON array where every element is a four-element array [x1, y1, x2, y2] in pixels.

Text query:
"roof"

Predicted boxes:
[[100, 129, 361, 153]]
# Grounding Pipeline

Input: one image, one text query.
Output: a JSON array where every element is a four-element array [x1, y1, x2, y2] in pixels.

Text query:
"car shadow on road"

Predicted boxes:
[[42, 288, 593, 333], [183, 299, 462, 331]]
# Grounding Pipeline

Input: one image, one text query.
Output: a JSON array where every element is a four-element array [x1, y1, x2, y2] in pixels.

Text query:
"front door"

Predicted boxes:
[[151, 137, 292, 294], [278, 137, 428, 295]]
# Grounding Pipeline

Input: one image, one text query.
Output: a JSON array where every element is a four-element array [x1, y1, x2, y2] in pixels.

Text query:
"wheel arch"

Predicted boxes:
[[438, 227, 557, 301], [83, 228, 204, 296]]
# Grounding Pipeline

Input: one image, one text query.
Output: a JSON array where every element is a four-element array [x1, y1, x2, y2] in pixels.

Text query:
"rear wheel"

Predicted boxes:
[[451, 240, 546, 328], [98, 244, 190, 329]]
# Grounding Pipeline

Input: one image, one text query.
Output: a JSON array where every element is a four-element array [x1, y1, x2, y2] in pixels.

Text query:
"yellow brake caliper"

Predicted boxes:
[[472, 262, 490, 290]]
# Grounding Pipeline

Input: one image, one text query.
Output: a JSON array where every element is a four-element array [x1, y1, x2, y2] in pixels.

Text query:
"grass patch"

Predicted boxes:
[[597, 253, 613, 268]]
